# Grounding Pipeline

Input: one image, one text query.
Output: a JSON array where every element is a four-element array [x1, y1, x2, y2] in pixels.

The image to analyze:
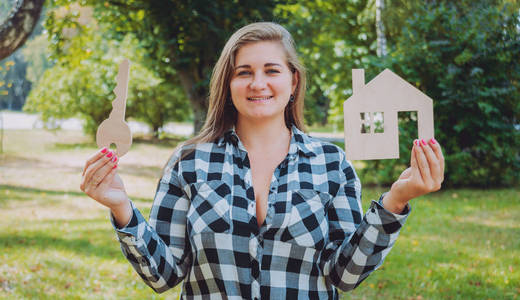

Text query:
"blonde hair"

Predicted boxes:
[[172, 22, 306, 164]]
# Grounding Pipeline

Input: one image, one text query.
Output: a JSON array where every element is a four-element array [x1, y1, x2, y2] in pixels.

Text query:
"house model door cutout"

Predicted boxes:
[[343, 69, 434, 160]]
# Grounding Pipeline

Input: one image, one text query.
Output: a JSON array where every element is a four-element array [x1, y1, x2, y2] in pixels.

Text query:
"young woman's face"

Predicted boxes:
[[230, 41, 298, 124]]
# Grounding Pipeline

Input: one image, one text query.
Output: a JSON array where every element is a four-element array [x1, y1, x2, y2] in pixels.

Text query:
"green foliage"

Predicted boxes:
[[359, 0, 520, 187], [22, 33, 54, 87], [44, 0, 286, 132], [278, 0, 377, 127], [25, 14, 190, 137], [286, 0, 519, 187]]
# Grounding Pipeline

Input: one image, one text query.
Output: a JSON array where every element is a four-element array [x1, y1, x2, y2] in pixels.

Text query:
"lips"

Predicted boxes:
[[247, 96, 273, 101]]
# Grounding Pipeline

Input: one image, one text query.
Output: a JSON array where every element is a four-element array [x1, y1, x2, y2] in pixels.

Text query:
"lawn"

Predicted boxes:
[[0, 129, 518, 299]]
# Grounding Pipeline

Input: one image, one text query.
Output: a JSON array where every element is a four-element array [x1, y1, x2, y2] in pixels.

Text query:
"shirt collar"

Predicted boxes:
[[217, 125, 317, 158]]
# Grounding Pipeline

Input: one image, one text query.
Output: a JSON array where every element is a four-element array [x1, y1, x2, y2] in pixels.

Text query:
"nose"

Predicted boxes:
[[249, 73, 267, 90]]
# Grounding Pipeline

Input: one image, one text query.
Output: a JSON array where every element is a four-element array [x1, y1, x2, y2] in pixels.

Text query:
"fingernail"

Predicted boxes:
[[421, 139, 427, 146], [111, 155, 118, 163], [113, 164, 117, 169], [430, 138, 437, 145], [414, 139, 419, 146], [106, 151, 113, 158], [101, 147, 108, 154]]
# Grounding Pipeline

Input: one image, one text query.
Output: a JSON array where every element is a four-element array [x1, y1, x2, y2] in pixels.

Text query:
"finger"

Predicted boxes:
[[428, 138, 445, 173], [410, 140, 421, 177], [415, 140, 433, 187], [83, 151, 117, 189], [83, 147, 109, 176], [97, 164, 117, 193], [421, 139, 441, 179], [88, 154, 118, 188]]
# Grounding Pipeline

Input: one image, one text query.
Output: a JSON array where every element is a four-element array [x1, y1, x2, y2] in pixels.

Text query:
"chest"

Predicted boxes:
[[181, 146, 337, 249], [248, 151, 286, 201]]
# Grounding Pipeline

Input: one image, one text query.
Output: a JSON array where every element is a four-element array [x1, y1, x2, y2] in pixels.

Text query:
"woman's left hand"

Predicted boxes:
[[382, 138, 445, 214]]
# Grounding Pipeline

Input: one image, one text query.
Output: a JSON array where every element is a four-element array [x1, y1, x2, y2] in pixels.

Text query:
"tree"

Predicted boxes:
[[0, 0, 45, 60], [364, 0, 520, 187], [45, 0, 285, 133], [25, 21, 191, 137], [278, 0, 377, 128]]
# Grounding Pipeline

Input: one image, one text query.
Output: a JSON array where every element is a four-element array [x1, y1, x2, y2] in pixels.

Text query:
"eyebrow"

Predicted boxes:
[[235, 63, 283, 69]]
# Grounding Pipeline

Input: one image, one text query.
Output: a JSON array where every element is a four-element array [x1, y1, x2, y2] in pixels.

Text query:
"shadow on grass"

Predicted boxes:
[[51, 134, 187, 151], [132, 134, 187, 148], [0, 184, 153, 203], [0, 231, 121, 259], [118, 164, 164, 179], [52, 141, 97, 150]]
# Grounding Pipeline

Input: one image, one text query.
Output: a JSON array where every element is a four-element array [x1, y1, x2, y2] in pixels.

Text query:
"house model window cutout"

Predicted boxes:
[[343, 69, 434, 160]]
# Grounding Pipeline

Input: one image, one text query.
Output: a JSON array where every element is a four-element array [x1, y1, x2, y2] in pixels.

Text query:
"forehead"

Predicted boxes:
[[234, 41, 287, 66]]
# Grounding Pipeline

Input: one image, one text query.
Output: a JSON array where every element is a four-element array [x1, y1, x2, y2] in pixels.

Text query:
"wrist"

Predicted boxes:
[[381, 191, 407, 214], [110, 200, 132, 228]]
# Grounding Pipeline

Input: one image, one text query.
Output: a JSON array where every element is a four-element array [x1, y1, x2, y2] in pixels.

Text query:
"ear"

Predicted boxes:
[[291, 70, 299, 94]]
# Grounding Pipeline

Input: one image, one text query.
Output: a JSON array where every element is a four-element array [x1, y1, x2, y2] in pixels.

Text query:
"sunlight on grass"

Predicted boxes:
[[1, 129, 519, 299]]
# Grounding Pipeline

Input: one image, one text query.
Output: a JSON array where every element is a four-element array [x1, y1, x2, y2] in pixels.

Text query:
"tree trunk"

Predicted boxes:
[[376, 0, 387, 57], [0, 0, 45, 60], [177, 69, 208, 135]]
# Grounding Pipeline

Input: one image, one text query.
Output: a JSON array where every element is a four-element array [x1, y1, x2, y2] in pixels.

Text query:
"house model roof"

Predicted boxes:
[[343, 69, 435, 160]]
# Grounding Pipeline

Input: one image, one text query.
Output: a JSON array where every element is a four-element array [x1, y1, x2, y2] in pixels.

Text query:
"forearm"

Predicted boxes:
[[324, 199, 410, 291], [113, 202, 189, 292]]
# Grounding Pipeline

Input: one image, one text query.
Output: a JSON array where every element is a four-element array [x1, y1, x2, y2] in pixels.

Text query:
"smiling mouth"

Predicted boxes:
[[247, 96, 273, 101]]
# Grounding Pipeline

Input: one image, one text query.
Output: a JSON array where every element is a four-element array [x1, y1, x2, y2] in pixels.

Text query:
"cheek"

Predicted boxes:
[[229, 80, 245, 98]]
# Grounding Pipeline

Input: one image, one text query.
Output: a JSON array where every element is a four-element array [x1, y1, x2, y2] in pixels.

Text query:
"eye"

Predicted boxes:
[[266, 69, 280, 74], [237, 70, 251, 76]]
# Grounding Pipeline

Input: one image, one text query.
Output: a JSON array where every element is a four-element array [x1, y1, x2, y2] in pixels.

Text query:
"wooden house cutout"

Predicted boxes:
[[343, 69, 434, 160]]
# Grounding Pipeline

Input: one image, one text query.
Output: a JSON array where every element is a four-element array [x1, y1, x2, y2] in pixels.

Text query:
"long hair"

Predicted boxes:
[[169, 22, 307, 167]]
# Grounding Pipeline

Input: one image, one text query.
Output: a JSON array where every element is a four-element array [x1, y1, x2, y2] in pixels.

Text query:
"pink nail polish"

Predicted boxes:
[[421, 139, 427, 146], [106, 152, 113, 158], [113, 164, 117, 169], [101, 147, 107, 154], [430, 138, 437, 145], [112, 156, 118, 163], [414, 139, 419, 146]]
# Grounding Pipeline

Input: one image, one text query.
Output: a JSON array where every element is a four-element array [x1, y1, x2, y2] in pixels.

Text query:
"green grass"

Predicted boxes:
[[1, 129, 519, 299]]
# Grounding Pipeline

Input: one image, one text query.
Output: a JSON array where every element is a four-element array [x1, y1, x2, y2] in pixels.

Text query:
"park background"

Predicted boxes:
[[0, 0, 519, 299]]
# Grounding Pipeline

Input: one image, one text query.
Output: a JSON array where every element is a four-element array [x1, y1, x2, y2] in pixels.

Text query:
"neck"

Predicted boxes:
[[235, 117, 291, 152]]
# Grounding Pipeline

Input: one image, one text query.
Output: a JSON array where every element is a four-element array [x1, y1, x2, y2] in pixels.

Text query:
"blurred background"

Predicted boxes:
[[0, 0, 519, 299]]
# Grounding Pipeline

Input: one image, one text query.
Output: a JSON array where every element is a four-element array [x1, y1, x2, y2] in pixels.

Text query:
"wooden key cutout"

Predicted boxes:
[[96, 59, 132, 157]]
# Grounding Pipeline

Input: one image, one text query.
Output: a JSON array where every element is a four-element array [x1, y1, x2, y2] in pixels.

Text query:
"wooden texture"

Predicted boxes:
[[344, 68, 434, 160], [96, 59, 132, 157]]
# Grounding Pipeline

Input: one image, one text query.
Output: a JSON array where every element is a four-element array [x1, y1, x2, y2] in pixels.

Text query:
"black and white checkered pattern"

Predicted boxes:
[[112, 126, 410, 299]]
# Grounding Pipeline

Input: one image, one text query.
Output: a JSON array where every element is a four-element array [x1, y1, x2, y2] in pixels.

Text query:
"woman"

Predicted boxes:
[[81, 22, 444, 299]]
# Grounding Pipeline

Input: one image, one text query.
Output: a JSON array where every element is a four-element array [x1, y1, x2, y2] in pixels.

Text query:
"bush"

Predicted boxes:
[[360, 1, 520, 187]]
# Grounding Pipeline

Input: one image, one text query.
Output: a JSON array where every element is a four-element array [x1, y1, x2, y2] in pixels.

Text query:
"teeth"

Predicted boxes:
[[248, 96, 272, 100]]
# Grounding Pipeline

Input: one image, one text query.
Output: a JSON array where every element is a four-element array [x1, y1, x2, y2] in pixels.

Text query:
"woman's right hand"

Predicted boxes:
[[80, 147, 128, 210]]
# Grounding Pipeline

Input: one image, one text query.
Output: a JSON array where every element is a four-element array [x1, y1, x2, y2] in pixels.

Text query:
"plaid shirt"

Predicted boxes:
[[112, 126, 410, 299]]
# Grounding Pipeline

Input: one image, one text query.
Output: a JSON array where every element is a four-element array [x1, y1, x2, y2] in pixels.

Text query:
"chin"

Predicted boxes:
[[240, 110, 284, 122]]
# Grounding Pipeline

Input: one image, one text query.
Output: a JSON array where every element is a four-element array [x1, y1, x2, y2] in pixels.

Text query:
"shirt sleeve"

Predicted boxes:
[[110, 157, 191, 293], [320, 152, 411, 291]]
